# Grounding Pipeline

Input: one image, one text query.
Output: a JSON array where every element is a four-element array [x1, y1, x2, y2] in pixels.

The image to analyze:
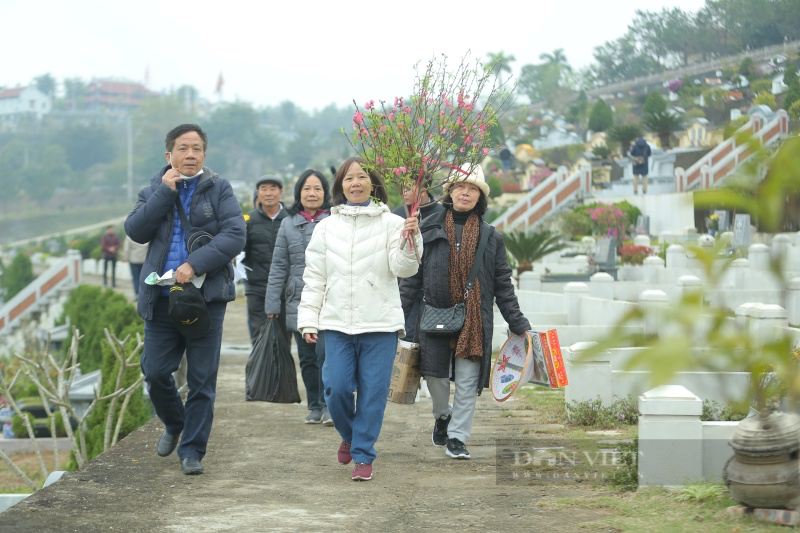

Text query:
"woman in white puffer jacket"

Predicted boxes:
[[297, 156, 422, 482]]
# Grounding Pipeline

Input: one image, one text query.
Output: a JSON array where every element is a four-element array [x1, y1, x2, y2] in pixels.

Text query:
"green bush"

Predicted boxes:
[[11, 412, 35, 438], [789, 100, 800, 122], [60, 285, 143, 372], [753, 91, 777, 110], [749, 79, 772, 96], [565, 395, 638, 428], [1, 253, 36, 300], [540, 143, 586, 167], [643, 91, 667, 115], [486, 177, 503, 198], [723, 116, 750, 139], [556, 210, 594, 239], [608, 439, 639, 492], [588, 99, 613, 132], [701, 399, 747, 421], [74, 322, 151, 466]]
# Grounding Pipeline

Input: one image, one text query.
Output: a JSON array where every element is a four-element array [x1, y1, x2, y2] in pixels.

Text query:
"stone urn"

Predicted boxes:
[[723, 409, 800, 509]]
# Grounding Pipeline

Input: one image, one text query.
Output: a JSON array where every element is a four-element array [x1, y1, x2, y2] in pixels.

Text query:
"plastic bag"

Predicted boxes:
[[245, 318, 301, 403]]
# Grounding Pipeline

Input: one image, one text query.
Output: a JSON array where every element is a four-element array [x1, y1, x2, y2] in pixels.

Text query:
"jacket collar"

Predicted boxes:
[[331, 202, 389, 217], [420, 208, 487, 244]]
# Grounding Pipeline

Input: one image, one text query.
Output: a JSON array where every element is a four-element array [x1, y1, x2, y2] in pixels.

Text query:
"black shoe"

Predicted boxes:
[[157, 430, 180, 457], [446, 438, 470, 459], [432, 414, 451, 447], [181, 457, 204, 475]]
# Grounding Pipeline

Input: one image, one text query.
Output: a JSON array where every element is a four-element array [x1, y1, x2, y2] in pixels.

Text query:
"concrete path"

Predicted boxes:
[[1, 275, 614, 532]]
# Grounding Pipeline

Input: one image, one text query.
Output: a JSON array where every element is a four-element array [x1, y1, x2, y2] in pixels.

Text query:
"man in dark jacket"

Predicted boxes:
[[242, 175, 288, 343], [392, 177, 444, 341], [125, 124, 245, 476], [630, 135, 651, 195]]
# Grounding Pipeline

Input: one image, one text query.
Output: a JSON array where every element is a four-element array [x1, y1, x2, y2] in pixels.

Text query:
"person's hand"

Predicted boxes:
[[267, 314, 280, 318], [162, 168, 182, 190], [403, 212, 420, 235], [303, 333, 318, 343], [175, 262, 195, 284]]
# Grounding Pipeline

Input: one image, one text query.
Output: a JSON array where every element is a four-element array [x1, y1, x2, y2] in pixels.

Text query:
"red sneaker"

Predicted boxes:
[[351, 462, 372, 481], [338, 442, 352, 464]]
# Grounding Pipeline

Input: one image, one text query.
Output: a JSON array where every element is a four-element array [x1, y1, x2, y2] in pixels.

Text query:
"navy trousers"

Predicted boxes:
[[141, 298, 226, 461]]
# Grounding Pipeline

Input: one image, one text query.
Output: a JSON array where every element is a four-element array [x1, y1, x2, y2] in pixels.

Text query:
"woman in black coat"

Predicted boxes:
[[399, 164, 530, 460]]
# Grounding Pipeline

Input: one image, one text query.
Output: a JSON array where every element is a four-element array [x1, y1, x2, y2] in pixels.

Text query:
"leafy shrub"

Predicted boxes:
[[1, 253, 36, 300], [486, 177, 503, 198], [75, 322, 151, 466], [587, 204, 628, 240], [789, 100, 800, 122], [619, 245, 652, 265], [608, 439, 638, 492], [60, 286, 142, 372], [589, 99, 613, 132], [565, 396, 638, 428], [701, 399, 747, 421], [557, 210, 594, 239], [591, 144, 611, 159], [753, 91, 777, 110], [749, 79, 772, 96], [723, 116, 749, 139], [540, 143, 586, 167]]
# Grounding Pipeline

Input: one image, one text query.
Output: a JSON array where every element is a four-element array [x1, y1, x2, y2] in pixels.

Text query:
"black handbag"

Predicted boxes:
[[419, 224, 491, 335], [175, 197, 214, 253]]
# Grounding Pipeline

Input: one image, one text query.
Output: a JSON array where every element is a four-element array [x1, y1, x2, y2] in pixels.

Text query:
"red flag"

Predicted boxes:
[[215, 72, 223, 94]]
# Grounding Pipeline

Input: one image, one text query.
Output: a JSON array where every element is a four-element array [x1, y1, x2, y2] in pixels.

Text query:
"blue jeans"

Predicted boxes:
[[141, 298, 226, 461], [323, 330, 397, 464], [129, 263, 143, 296], [294, 331, 325, 410]]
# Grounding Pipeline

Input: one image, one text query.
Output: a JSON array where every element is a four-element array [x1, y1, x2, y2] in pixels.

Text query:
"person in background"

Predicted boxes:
[[266, 169, 332, 425], [297, 156, 421, 482], [399, 164, 530, 461], [630, 135, 651, 195], [101, 225, 121, 288], [391, 175, 444, 342], [124, 123, 246, 475], [122, 235, 148, 296], [242, 175, 288, 344]]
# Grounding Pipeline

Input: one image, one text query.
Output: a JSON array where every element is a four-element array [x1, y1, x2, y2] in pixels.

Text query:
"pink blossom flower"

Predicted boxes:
[[482, 148, 489, 154], [459, 147, 465, 153], [389, 112, 395, 120], [379, 125, 387, 132], [353, 111, 364, 125], [376, 157, 385, 164], [418, 118, 425, 125], [365, 100, 374, 110], [394, 97, 400, 107], [404, 106, 411, 115], [394, 167, 408, 176]]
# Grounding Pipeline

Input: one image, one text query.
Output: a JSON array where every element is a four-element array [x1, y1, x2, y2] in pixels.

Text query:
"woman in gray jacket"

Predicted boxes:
[[265, 169, 332, 424]]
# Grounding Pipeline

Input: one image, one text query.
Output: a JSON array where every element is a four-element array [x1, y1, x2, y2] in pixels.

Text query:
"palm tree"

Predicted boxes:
[[643, 110, 684, 149], [502, 229, 569, 274], [485, 51, 516, 80], [608, 123, 642, 156], [539, 48, 572, 73]]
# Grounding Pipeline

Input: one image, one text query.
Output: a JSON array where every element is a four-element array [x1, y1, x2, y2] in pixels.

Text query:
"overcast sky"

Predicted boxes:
[[4, 0, 706, 112]]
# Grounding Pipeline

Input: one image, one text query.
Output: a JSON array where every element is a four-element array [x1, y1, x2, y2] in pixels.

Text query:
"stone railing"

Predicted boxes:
[[493, 164, 591, 233], [0, 251, 82, 338], [675, 110, 790, 192]]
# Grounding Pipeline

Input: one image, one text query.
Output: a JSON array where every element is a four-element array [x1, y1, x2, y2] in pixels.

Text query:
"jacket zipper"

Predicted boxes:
[[350, 214, 355, 331]]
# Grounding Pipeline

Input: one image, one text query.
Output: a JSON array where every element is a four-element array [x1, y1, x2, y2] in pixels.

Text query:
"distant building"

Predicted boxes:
[[84, 79, 155, 112], [0, 86, 52, 127]]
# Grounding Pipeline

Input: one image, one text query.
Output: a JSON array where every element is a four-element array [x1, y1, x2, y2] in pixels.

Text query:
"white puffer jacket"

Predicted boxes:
[[297, 202, 422, 337]]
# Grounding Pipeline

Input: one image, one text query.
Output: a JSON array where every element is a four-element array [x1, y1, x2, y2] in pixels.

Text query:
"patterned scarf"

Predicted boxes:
[[445, 209, 483, 361]]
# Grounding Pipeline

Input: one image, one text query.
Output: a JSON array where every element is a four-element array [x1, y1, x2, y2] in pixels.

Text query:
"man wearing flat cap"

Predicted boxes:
[[242, 175, 289, 343]]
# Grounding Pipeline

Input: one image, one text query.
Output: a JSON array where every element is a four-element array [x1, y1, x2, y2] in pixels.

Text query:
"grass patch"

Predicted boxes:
[[538, 486, 787, 531], [0, 450, 72, 493]]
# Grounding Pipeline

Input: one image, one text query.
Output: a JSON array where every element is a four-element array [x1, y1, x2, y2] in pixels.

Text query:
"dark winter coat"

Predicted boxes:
[[264, 211, 330, 332], [124, 165, 246, 321], [399, 209, 530, 394], [390, 194, 445, 221], [630, 138, 651, 176], [242, 204, 288, 295]]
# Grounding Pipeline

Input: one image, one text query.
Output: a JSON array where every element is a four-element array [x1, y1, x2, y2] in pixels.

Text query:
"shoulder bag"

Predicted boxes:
[[419, 223, 491, 335], [175, 197, 214, 253]]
